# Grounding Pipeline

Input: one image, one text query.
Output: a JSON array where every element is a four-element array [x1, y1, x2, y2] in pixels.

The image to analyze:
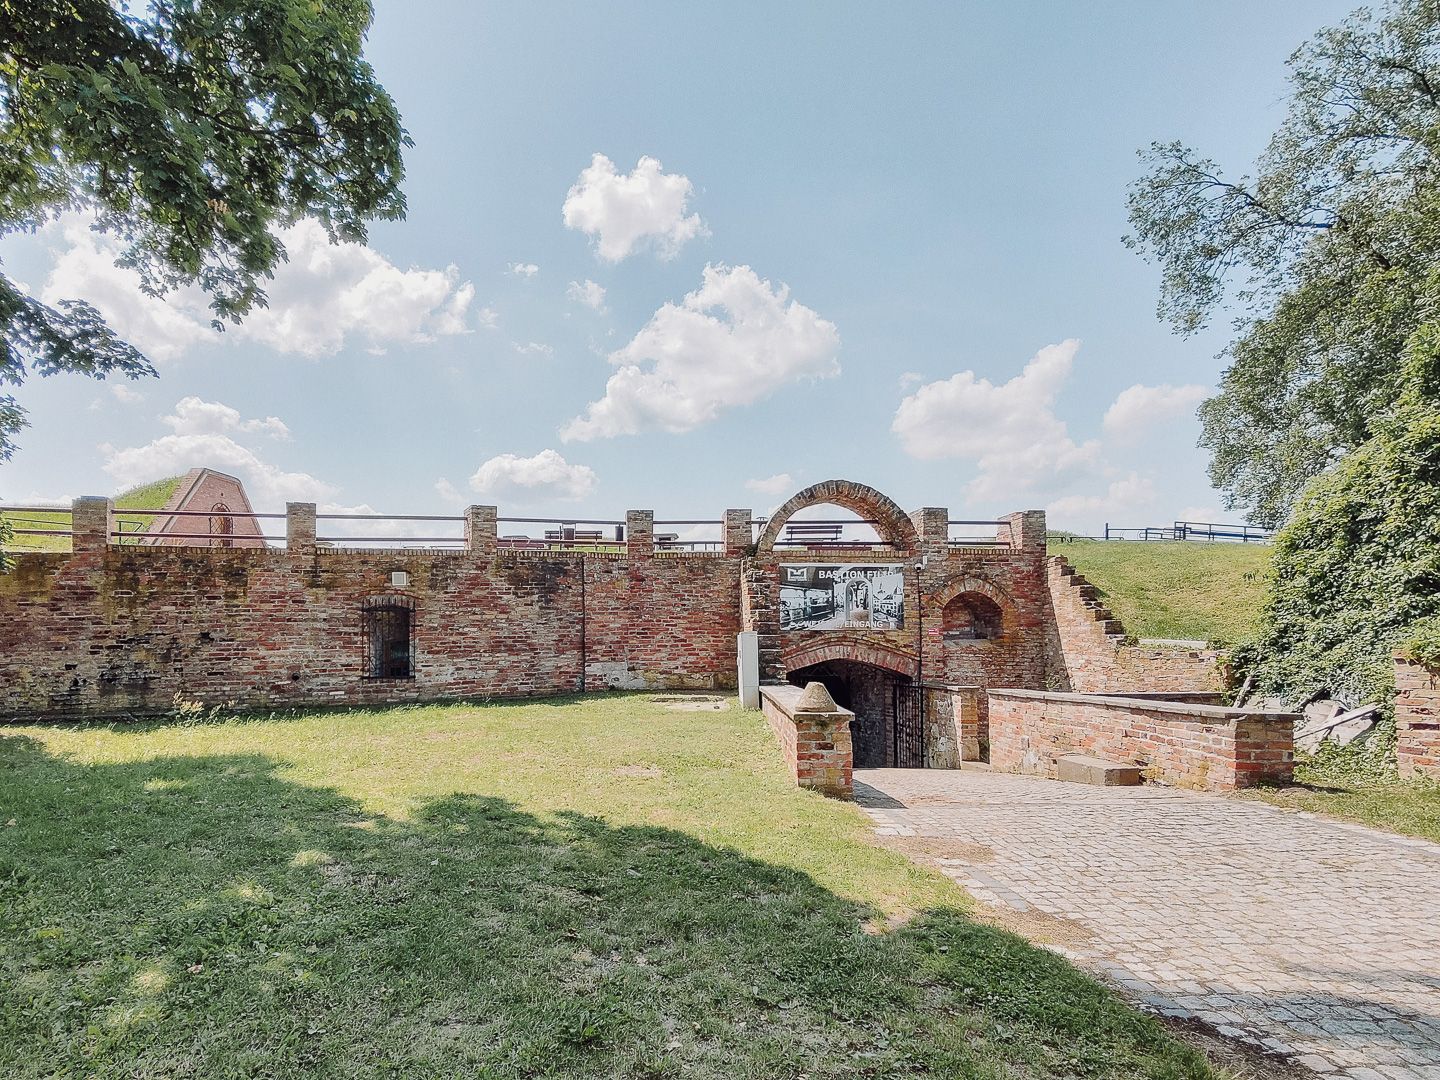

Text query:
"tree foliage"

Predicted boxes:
[[1241, 308, 1440, 710], [0, 0, 409, 459], [1126, 0, 1440, 527]]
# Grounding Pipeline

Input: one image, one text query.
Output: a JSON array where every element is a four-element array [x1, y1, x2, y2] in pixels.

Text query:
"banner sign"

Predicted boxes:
[[778, 563, 905, 631]]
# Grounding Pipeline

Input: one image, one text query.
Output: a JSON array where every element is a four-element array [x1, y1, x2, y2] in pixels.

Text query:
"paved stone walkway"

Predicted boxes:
[[856, 768, 1440, 1079]]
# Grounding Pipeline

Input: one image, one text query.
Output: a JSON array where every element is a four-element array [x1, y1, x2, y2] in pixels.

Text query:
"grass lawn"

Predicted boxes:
[[1, 695, 1223, 1079], [1056, 540, 1272, 644]]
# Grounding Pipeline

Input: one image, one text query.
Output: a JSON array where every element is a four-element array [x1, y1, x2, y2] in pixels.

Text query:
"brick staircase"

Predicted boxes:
[[1048, 556, 1130, 644]]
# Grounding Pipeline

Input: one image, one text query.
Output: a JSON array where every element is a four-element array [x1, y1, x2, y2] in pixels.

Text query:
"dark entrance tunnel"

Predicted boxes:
[[786, 659, 924, 768]]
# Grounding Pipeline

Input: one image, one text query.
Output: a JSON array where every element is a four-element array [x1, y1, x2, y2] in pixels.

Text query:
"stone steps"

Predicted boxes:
[[1056, 754, 1144, 786]]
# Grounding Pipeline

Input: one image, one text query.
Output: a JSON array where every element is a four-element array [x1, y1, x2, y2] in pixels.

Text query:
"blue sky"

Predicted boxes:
[[0, 1, 1358, 533]]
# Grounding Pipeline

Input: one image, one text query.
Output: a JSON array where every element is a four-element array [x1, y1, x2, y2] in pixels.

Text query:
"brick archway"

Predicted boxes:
[[780, 637, 919, 679], [928, 574, 1020, 639], [756, 479, 919, 554]]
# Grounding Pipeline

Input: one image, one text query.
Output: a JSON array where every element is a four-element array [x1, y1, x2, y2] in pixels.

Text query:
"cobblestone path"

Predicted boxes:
[[856, 768, 1440, 1079]]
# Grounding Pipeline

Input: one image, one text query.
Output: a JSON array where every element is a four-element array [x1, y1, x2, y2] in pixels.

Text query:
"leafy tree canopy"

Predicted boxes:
[[1241, 291, 1440, 712], [0, 0, 409, 461], [1126, 0, 1440, 527]]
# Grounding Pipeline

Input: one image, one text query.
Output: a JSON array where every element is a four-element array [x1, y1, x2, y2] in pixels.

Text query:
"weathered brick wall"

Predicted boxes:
[[759, 684, 853, 798], [988, 689, 1295, 791], [1395, 654, 1440, 779], [1047, 556, 1224, 693], [0, 543, 741, 718], [742, 482, 1058, 696]]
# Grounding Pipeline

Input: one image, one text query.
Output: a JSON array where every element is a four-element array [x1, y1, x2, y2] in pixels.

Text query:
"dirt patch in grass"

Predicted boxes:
[[970, 902, 1097, 950], [880, 834, 996, 863]]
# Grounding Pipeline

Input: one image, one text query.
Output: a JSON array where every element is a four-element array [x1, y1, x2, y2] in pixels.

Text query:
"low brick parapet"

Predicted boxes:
[[760, 683, 853, 798], [987, 689, 1295, 791]]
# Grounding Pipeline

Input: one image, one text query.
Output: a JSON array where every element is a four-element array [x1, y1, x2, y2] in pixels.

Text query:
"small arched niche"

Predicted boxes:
[[941, 592, 1005, 641]]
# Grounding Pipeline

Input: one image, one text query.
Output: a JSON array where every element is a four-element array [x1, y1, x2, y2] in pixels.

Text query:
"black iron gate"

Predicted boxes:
[[890, 684, 927, 768]]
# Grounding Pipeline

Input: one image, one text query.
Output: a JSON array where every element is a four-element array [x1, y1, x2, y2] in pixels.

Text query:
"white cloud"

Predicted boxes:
[[434, 477, 466, 506], [1101, 383, 1209, 443], [892, 339, 1101, 501], [513, 341, 554, 358], [1047, 473, 1158, 526], [475, 306, 499, 329], [103, 433, 336, 508], [467, 449, 596, 502], [508, 262, 539, 279], [745, 472, 795, 496], [562, 154, 708, 262], [162, 396, 289, 440], [898, 371, 924, 390], [40, 216, 476, 362], [562, 264, 840, 441], [102, 398, 334, 509], [567, 279, 607, 312], [110, 383, 143, 404]]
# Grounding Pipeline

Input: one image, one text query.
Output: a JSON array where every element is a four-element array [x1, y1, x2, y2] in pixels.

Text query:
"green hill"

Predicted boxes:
[[1054, 539, 1272, 644], [2, 475, 185, 552]]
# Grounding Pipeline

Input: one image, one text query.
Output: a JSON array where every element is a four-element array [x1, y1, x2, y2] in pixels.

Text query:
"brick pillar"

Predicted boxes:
[[71, 497, 112, 553], [626, 510, 654, 557], [909, 506, 949, 562], [955, 687, 982, 761], [724, 508, 753, 556], [1005, 509, 1047, 551], [287, 502, 316, 555], [465, 505, 497, 556], [1396, 654, 1440, 779]]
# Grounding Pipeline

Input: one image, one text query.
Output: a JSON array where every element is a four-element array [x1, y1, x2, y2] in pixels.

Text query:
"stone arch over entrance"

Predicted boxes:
[[928, 574, 1020, 640], [756, 479, 919, 555], [780, 637, 919, 679]]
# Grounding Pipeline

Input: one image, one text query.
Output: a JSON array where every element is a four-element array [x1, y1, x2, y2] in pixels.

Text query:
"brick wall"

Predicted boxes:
[[988, 689, 1295, 791], [759, 683, 853, 798], [1395, 654, 1440, 779], [1047, 556, 1224, 693], [0, 537, 740, 718]]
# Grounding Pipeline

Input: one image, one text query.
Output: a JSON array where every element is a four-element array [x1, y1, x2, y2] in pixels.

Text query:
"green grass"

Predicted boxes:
[[1055, 540, 1272, 644], [1242, 769, 1440, 845], [1, 695, 1222, 1079], [2, 475, 184, 552]]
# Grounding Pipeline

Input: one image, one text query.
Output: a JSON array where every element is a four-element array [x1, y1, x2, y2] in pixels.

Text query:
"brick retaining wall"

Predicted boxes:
[[1396, 654, 1440, 779], [759, 683, 853, 798], [988, 689, 1295, 791], [0, 507, 741, 717], [1047, 557, 1224, 693]]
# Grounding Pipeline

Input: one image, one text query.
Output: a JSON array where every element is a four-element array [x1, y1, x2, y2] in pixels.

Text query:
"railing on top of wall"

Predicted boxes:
[[948, 519, 1012, 548], [4, 501, 1037, 555]]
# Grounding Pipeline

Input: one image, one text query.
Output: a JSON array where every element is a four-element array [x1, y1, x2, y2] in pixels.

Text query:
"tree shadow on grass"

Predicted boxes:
[[0, 734, 1217, 1080]]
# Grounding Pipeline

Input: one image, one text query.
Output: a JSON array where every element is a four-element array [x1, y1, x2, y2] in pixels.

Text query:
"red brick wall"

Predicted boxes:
[[0, 546, 740, 717], [1047, 556, 1223, 693], [1396, 654, 1440, 779], [759, 685, 853, 798], [988, 689, 1294, 791]]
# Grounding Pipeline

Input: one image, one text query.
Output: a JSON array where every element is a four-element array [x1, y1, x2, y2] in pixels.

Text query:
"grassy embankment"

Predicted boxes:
[[1055, 539, 1271, 644], [1, 476, 184, 552]]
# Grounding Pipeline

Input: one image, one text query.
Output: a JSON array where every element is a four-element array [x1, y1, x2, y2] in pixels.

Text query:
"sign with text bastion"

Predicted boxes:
[[778, 563, 905, 631]]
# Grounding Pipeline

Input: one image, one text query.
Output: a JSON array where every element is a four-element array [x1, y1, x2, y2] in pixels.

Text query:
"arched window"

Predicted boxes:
[[209, 503, 234, 548], [362, 596, 415, 679], [941, 592, 1004, 640]]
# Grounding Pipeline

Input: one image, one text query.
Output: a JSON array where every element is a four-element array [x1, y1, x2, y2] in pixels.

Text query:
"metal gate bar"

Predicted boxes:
[[891, 683, 927, 768]]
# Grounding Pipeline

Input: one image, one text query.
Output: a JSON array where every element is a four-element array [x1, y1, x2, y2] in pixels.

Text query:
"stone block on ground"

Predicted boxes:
[[1056, 754, 1143, 787]]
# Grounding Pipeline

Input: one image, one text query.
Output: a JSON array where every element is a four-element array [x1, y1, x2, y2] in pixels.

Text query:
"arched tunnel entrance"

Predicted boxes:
[[786, 659, 924, 768]]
